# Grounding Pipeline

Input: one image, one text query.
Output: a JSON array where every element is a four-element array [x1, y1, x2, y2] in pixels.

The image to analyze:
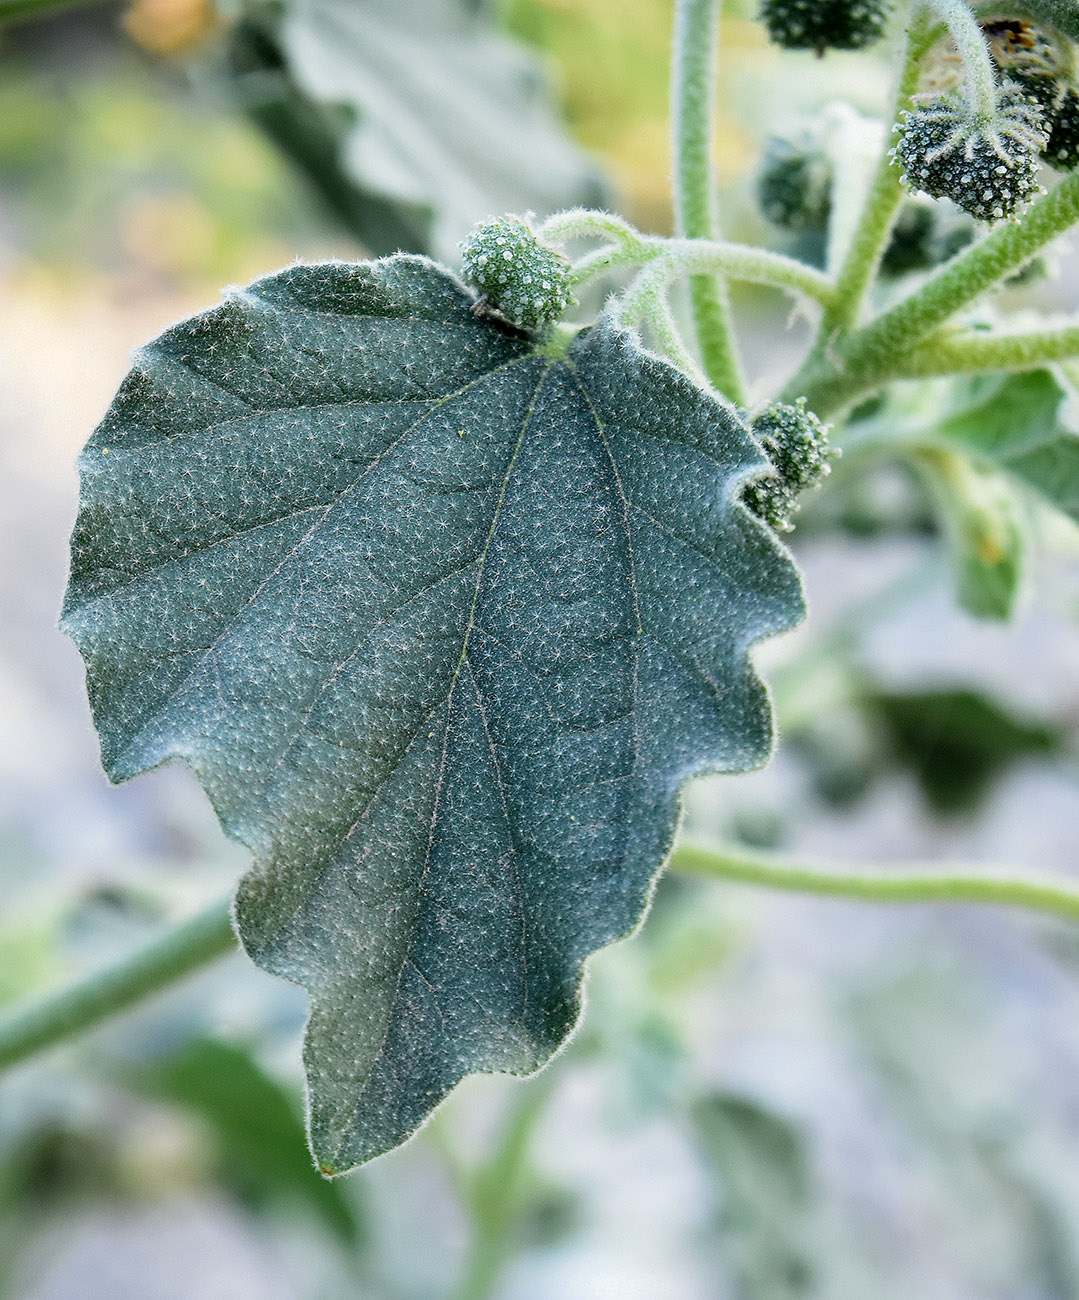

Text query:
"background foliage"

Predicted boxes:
[[0, 1, 1078, 1297]]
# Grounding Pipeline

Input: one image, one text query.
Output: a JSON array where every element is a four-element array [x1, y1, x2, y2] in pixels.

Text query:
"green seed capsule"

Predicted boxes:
[[892, 86, 1048, 222], [460, 216, 575, 330], [759, 0, 893, 52], [743, 399, 836, 532]]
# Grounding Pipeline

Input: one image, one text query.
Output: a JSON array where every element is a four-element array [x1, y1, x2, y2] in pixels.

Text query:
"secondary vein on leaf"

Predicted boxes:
[[81, 352, 534, 603], [88, 352, 538, 764]]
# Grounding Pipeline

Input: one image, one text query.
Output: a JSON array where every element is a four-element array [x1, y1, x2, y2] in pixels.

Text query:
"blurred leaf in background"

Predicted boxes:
[[216, 0, 608, 261], [133, 1037, 365, 1247], [693, 1094, 817, 1300]]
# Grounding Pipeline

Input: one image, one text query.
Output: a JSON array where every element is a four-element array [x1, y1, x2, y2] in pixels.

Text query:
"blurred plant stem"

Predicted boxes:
[[0, 895, 236, 1072], [5, 844, 1079, 1083], [672, 844, 1079, 922], [445, 1074, 556, 1300]]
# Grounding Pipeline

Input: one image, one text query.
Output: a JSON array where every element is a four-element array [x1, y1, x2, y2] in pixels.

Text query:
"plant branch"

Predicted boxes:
[[788, 169, 1079, 415], [618, 241, 836, 329], [672, 0, 745, 402], [821, 11, 931, 334], [890, 322, 1079, 377], [0, 896, 237, 1074], [6, 834, 1079, 1079], [672, 842, 1079, 923], [929, 0, 998, 120], [643, 288, 713, 388], [536, 208, 645, 248]]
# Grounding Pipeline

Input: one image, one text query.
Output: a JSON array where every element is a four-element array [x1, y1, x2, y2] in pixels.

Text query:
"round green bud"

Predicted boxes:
[[743, 399, 836, 532], [1014, 72, 1079, 170], [1045, 86, 1079, 169], [880, 200, 975, 277], [756, 132, 833, 233], [460, 216, 574, 330], [892, 86, 1048, 222], [759, 0, 893, 52]]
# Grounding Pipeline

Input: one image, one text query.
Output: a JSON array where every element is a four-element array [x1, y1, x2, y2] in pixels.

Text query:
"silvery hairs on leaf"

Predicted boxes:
[[62, 256, 804, 1173]]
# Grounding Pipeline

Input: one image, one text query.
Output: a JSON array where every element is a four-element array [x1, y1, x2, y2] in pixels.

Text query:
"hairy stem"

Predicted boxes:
[[790, 169, 1079, 415], [0, 896, 237, 1073], [618, 241, 836, 330], [892, 322, 1079, 376], [930, 0, 997, 120], [536, 208, 647, 250], [672, 843, 1079, 922], [671, 0, 745, 402], [644, 290, 713, 388], [822, 12, 931, 333]]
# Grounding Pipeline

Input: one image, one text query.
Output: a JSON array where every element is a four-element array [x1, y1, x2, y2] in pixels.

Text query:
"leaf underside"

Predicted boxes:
[[62, 257, 803, 1173], [225, 0, 608, 261]]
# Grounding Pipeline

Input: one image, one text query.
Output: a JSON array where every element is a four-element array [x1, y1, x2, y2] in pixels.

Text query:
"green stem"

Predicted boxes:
[[450, 1076, 554, 1300], [671, 0, 745, 402], [618, 241, 836, 326], [892, 322, 1079, 377], [644, 289, 712, 388], [822, 13, 931, 333], [536, 208, 645, 248], [671, 843, 1079, 922], [791, 169, 1079, 415], [0, 896, 237, 1073], [930, 0, 997, 120]]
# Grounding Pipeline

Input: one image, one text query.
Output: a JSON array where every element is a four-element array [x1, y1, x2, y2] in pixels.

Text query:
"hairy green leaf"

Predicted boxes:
[[935, 371, 1079, 525], [62, 256, 803, 1173], [914, 448, 1025, 620], [224, 0, 607, 260]]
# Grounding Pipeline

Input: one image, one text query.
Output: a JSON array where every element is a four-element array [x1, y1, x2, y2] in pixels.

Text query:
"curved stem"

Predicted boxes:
[[644, 288, 713, 388], [671, 843, 1079, 923], [619, 242, 835, 329], [671, 0, 745, 402], [570, 241, 650, 289], [0, 896, 237, 1073], [790, 168, 1079, 415], [536, 208, 644, 248], [930, 0, 997, 120]]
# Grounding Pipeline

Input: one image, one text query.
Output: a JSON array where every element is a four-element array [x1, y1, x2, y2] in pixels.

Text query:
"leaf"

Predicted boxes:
[[223, 0, 608, 261], [913, 448, 1026, 620], [692, 1093, 817, 1300], [135, 1037, 365, 1243], [934, 371, 1079, 526], [61, 255, 803, 1173], [868, 689, 1062, 816]]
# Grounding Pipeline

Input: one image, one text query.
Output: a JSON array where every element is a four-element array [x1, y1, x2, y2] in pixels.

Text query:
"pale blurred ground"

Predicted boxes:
[[2, 6, 1079, 1300]]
